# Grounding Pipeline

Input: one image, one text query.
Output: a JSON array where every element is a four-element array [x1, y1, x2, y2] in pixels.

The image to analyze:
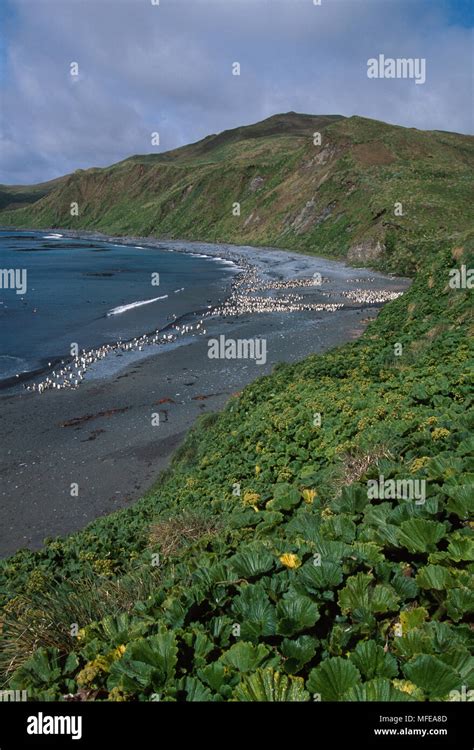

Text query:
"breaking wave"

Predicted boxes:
[[106, 295, 169, 316]]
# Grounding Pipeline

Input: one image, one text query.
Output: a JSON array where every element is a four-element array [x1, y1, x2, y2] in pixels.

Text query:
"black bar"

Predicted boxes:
[[0, 701, 471, 748]]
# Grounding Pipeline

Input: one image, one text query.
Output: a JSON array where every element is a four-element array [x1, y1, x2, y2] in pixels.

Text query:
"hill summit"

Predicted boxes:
[[1, 112, 473, 275]]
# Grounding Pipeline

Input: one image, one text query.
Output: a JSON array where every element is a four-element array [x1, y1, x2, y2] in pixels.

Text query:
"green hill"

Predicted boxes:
[[0, 175, 68, 211], [2, 112, 473, 275], [0, 113, 472, 702]]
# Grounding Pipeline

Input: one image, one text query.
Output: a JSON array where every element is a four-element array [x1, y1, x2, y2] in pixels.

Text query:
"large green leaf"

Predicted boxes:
[[438, 649, 474, 687], [322, 514, 356, 543], [349, 640, 398, 680], [398, 519, 446, 553], [276, 592, 320, 636], [447, 534, 474, 562], [280, 635, 318, 673], [307, 657, 360, 701], [178, 676, 215, 701], [161, 596, 188, 628], [373, 523, 402, 547], [425, 456, 463, 481], [427, 620, 467, 651], [191, 562, 230, 591], [338, 573, 399, 616], [416, 564, 453, 590], [287, 531, 351, 562], [100, 613, 149, 645], [228, 547, 274, 579], [391, 629, 432, 660], [371, 584, 401, 614], [220, 641, 270, 673], [107, 629, 177, 693], [363, 502, 392, 527], [297, 559, 343, 593], [399, 607, 428, 633], [352, 542, 385, 566], [403, 655, 462, 698], [189, 630, 214, 669], [343, 677, 416, 702], [332, 484, 369, 514], [10, 647, 62, 691], [233, 668, 310, 701], [391, 571, 419, 600], [231, 583, 277, 641], [456, 437, 474, 456], [445, 587, 474, 622], [197, 662, 227, 693], [266, 483, 301, 512], [313, 539, 353, 562], [444, 484, 474, 519]]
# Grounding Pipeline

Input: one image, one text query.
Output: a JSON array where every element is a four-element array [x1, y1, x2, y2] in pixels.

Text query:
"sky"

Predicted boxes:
[[0, 0, 472, 184]]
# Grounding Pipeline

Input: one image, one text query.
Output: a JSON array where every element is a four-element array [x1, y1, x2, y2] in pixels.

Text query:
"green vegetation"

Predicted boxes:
[[0, 113, 472, 701], [0, 175, 68, 211], [1, 112, 473, 275], [1, 230, 472, 701]]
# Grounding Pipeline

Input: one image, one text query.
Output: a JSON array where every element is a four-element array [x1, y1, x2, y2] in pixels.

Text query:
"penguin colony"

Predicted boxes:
[[25, 252, 401, 394]]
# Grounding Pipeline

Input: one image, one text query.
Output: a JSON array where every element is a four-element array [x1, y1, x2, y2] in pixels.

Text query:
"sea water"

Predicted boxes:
[[0, 230, 237, 384]]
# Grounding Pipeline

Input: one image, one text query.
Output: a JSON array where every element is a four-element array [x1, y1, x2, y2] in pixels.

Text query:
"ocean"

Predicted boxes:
[[0, 230, 238, 385]]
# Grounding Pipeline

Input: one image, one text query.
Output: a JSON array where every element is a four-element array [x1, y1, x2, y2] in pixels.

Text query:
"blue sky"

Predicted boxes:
[[443, 0, 474, 25], [0, 0, 472, 184]]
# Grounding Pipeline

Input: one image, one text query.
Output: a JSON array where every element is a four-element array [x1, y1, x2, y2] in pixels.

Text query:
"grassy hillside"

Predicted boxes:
[[0, 175, 68, 211], [2, 112, 473, 275], [1, 234, 472, 702]]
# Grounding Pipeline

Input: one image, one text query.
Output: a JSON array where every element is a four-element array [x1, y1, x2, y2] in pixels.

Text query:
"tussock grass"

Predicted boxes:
[[149, 509, 223, 559], [336, 445, 392, 490], [0, 568, 161, 682]]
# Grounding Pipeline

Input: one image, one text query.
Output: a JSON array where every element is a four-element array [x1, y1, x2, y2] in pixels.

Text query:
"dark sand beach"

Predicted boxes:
[[0, 235, 410, 557]]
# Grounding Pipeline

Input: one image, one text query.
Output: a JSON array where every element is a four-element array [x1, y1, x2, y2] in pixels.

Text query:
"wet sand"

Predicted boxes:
[[0, 236, 409, 557]]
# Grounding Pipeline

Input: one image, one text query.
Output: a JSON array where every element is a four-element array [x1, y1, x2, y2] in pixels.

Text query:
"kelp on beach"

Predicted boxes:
[[0, 235, 472, 702]]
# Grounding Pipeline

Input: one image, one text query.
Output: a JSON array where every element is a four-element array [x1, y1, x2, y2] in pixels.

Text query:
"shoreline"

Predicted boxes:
[[1, 232, 410, 558], [1, 228, 409, 394], [0, 229, 243, 391]]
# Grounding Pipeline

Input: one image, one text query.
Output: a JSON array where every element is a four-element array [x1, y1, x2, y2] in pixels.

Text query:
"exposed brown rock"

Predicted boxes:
[[348, 238, 385, 262], [249, 176, 265, 192]]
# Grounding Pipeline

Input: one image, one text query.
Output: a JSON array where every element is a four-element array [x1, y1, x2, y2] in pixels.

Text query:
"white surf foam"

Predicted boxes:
[[0, 355, 29, 378], [106, 295, 169, 316], [43, 233, 63, 239]]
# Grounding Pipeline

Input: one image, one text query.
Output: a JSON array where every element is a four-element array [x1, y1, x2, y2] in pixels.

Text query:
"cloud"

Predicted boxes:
[[1, 0, 472, 183]]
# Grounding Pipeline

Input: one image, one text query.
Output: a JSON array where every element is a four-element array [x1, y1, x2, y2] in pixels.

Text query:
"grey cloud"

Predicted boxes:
[[1, 0, 472, 183]]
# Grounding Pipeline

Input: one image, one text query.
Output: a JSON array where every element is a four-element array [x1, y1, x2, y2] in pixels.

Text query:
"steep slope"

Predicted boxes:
[[2, 113, 473, 275], [1, 233, 472, 701], [0, 175, 68, 211], [0, 111, 472, 702]]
